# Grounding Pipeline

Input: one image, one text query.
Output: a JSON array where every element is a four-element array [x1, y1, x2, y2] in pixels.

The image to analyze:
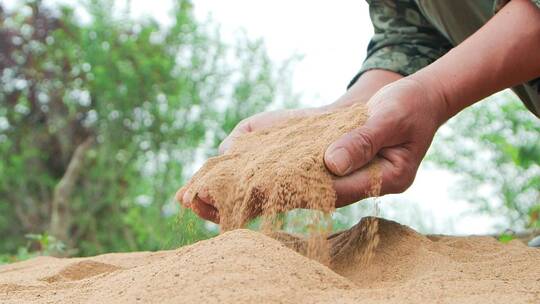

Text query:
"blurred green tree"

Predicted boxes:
[[430, 93, 540, 230], [0, 0, 295, 258]]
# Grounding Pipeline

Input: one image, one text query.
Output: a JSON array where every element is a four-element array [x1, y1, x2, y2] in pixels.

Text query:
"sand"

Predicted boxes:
[[181, 103, 370, 231], [1, 217, 539, 303], [181, 103, 377, 263]]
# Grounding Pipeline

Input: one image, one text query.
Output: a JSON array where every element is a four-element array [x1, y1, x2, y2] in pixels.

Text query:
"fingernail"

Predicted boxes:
[[183, 191, 192, 207], [326, 148, 352, 176], [219, 140, 231, 154]]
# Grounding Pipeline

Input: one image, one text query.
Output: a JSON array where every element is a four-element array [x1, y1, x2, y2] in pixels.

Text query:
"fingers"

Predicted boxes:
[[176, 186, 220, 223], [325, 121, 387, 176], [218, 119, 252, 154], [175, 187, 189, 208], [191, 196, 220, 223], [333, 148, 417, 207], [333, 161, 384, 207]]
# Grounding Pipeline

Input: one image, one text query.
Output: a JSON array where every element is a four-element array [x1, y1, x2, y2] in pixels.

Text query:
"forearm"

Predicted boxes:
[[326, 69, 402, 110], [411, 0, 540, 123]]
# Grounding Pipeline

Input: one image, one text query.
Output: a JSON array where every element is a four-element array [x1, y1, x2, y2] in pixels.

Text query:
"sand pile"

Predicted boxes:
[[1, 217, 539, 303]]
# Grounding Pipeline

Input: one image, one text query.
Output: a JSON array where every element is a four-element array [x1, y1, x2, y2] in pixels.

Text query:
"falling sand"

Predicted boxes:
[[1, 104, 539, 303]]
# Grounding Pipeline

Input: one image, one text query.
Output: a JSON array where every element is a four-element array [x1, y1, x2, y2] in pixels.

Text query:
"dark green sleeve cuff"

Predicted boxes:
[[348, 0, 452, 88], [348, 43, 448, 89]]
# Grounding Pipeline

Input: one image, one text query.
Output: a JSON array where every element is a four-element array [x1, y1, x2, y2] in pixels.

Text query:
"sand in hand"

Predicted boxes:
[[182, 103, 372, 230], [1, 104, 539, 303]]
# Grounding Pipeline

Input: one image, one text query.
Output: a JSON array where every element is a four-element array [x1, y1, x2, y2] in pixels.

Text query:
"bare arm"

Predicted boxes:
[[412, 0, 540, 123], [330, 70, 403, 109]]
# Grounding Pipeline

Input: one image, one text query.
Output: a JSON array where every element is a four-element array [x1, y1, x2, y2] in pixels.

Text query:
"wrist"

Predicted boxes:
[[407, 72, 453, 126], [326, 69, 404, 111]]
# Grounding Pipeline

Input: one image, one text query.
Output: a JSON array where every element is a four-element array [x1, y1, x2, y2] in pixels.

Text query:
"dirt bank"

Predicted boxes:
[[1, 217, 539, 303]]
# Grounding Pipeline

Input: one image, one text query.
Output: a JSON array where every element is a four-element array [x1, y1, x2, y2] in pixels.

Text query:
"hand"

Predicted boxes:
[[176, 107, 325, 223], [325, 78, 446, 206]]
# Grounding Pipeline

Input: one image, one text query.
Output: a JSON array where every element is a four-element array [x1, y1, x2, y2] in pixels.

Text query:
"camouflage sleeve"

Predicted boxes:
[[348, 0, 452, 88], [494, 0, 540, 12], [494, 0, 540, 118]]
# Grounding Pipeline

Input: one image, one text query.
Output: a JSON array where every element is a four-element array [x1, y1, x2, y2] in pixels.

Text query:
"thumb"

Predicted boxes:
[[324, 123, 386, 176]]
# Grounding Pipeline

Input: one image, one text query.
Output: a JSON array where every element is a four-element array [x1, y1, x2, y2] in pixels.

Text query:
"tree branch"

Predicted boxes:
[[49, 136, 94, 247]]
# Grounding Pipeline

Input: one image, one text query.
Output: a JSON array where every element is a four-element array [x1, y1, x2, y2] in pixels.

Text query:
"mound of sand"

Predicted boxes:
[[1, 218, 539, 303]]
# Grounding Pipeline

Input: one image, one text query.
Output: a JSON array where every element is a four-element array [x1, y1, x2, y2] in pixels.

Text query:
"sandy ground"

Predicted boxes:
[[1, 218, 539, 304]]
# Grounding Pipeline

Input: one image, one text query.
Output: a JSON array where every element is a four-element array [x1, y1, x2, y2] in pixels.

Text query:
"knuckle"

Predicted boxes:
[[237, 117, 253, 132], [388, 162, 415, 193], [352, 185, 369, 202], [175, 188, 184, 202], [345, 129, 375, 161]]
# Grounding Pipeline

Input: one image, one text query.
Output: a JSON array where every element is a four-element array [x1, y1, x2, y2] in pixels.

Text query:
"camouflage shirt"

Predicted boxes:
[[350, 0, 540, 117]]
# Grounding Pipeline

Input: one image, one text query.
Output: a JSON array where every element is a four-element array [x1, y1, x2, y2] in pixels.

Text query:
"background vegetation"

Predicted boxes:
[[1, 0, 538, 263], [430, 94, 540, 230], [0, 0, 295, 262]]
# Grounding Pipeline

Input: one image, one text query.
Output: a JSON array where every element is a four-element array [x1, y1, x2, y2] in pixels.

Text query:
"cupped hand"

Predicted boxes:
[[176, 107, 325, 223], [325, 78, 446, 206]]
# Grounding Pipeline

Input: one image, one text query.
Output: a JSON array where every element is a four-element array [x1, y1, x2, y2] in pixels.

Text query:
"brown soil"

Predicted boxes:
[[1, 218, 539, 303]]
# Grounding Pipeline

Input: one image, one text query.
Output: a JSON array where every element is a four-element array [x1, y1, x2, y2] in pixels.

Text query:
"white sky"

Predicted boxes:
[[3, 0, 506, 234]]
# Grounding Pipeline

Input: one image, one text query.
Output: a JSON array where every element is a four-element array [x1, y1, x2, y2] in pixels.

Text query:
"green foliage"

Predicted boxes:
[[25, 233, 66, 254], [0, 0, 295, 258], [430, 93, 540, 230], [0, 233, 65, 264], [497, 233, 514, 244]]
